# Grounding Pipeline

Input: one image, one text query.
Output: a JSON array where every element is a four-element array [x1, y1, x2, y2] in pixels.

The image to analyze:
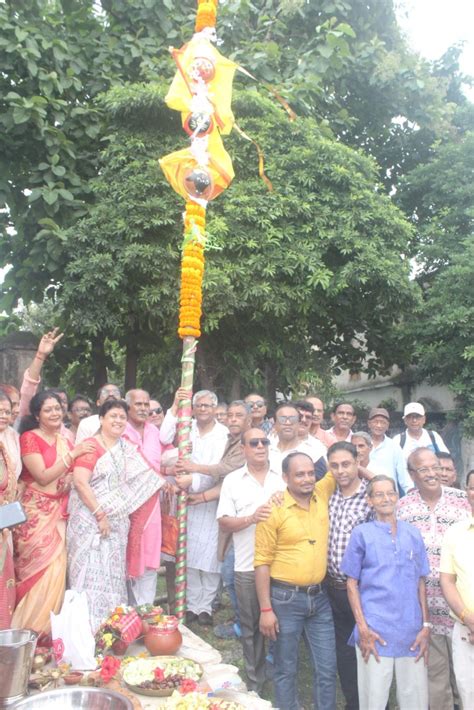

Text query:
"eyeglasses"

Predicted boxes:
[[194, 403, 213, 410], [149, 407, 163, 415], [276, 414, 299, 424], [0, 408, 12, 417], [71, 407, 91, 414], [103, 388, 121, 397], [248, 400, 265, 408], [370, 491, 398, 500], [411, 465, 442, 476], [247, 438, 270, 448]]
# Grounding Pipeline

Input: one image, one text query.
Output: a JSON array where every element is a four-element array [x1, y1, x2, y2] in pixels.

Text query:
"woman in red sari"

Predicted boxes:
[[12, 391, 94, 635], [0, 392, 19, 628]]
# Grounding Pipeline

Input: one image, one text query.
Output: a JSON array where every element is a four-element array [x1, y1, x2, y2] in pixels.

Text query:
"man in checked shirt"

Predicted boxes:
[[326, 441, 374, 710]]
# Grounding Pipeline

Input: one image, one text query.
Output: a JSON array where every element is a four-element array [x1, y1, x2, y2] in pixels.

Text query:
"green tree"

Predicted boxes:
[[56, 84, 418, 399], [396, 127, 474, 430]]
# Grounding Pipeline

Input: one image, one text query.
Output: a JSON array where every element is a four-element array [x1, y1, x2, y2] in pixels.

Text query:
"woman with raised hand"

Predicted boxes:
[[12, 391, 94, 636]]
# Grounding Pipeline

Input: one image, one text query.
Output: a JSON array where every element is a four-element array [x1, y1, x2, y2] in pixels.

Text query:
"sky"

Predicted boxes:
[[396, 0, 474, 96]]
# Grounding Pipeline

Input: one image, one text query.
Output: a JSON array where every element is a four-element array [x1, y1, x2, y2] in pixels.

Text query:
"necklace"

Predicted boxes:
[[98, 433, 118, 451], [38, 427, 57, 445]]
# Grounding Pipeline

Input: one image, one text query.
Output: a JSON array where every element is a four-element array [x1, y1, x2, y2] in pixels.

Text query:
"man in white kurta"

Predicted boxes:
[[160, 389, 228, 624]]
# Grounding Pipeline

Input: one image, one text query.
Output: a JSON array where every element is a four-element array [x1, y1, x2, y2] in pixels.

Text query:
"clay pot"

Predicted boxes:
[[64, 671, 84, 685], [111, 639, 128, 656], [143, 625, 182, 656]]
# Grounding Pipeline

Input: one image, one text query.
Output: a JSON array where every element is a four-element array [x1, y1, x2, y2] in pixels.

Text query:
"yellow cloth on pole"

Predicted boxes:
[[166, 35, 237, 135]]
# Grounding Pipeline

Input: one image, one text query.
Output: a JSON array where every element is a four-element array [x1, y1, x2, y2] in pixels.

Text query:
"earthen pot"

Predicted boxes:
[[143, 625, 182, 656]]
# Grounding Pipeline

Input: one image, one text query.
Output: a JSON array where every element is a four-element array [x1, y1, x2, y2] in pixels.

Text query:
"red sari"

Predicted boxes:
[[12, 431, 72, 635], [0, 442, 16, 629]]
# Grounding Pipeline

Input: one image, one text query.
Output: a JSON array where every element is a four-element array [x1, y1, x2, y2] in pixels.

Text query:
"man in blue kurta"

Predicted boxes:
[[341, 474, 431, 710]]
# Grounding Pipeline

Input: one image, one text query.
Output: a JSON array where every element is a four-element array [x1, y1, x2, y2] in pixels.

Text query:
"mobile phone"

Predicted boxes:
[[0, 501, 27, 530]]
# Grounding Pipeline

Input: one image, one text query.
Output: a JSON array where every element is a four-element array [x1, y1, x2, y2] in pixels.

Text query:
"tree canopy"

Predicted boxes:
[[0, 0, 472, 417]]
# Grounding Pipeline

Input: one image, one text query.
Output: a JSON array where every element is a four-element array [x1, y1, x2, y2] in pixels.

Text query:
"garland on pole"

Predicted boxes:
[[159, 0, 236, 620]]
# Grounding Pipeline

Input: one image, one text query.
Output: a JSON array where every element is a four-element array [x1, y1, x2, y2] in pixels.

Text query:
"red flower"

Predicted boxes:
[[100, 655, 121, 683], [153, 667, 165, 681], [179, 678, 198, 694]]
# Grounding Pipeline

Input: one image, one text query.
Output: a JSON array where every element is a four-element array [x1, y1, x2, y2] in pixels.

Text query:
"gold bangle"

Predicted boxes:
[[202, 491, 207, 503]]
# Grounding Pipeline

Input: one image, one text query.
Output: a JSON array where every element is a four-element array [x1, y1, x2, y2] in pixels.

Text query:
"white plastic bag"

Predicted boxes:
[[50, 589, 96, 669]]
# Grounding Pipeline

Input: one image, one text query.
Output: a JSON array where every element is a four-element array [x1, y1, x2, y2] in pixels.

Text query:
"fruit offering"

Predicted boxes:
[[123, 656, 202, 696], [164, 691, 245, 709]]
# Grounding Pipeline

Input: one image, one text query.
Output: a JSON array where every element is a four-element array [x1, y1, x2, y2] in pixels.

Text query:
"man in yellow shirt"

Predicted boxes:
[[440, 469, 474, 709], [254, 451, 337, 710]]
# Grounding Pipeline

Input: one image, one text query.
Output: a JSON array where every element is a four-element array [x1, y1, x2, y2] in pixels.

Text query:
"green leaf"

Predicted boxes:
[[58, 189, 74, 201], [42, 189, 58, 205], [12, 107, 30, 124]]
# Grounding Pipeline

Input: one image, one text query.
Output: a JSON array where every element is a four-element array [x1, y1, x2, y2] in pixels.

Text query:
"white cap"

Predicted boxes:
[[404, 402, 425, 417]]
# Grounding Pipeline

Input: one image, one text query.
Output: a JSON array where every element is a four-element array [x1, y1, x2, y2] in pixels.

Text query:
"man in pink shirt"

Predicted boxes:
[[328, 402, 356, 442], [305, 395, 337, 449], [123, 388, 163, 605]]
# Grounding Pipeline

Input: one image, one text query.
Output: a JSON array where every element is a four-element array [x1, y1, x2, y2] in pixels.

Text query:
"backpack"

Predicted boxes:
[[399, 430, 440, 455]]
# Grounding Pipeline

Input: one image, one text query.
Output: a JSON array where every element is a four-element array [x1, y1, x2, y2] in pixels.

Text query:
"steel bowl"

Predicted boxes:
[[12, 686, 133, 709]]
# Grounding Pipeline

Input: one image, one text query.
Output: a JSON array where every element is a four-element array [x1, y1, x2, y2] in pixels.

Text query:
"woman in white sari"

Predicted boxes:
[[67, 400, 165, 631]]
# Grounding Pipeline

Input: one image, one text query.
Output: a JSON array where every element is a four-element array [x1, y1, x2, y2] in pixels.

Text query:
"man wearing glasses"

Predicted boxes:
[[398, 448, 471, 710], [342, 475, 431, 710], [67, 395, 92, 441], [148, 400, 164, 429], [269, 402, 327, 479], [160, 389, 228, 626], [217, 428, 285, 693], [392, 402, 449, 460]]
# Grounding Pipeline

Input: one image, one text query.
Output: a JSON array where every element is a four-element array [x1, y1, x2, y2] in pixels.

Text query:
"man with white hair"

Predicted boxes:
[[353, 426, 411, 495], [123, 389, 163, 605], [392, 402, 449, 461], [160, 388, 228, 625]]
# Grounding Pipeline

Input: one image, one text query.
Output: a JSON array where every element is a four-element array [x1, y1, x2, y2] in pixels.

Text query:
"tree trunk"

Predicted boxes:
[[124, 341, 138, 391], [92, 337, 108, 392], [196, 338, 216, 391], [229, 371, 241, 401], [265, 360, 278, 411]]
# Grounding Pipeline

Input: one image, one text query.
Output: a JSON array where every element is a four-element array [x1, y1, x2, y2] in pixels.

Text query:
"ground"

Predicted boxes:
[[156, 577, 396, 709]]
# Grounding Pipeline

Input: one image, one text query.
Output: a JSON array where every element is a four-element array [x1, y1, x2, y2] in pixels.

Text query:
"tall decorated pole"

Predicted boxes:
[[159, 0, 237, 619]]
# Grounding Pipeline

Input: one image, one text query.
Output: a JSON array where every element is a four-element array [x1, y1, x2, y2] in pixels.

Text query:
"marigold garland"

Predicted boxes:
[[178, 200, 207, 339], [195, 0, 218, 32]]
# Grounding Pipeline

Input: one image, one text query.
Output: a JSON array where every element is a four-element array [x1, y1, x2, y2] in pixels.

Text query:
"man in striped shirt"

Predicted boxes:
[[326, 442, 373, 710]]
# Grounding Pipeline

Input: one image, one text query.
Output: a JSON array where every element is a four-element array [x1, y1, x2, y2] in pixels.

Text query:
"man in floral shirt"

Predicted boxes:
[[398, 447, 471, 710]]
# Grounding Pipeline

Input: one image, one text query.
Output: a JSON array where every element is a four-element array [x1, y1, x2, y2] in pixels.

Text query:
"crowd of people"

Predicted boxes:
[[0, 328, 473, 710]]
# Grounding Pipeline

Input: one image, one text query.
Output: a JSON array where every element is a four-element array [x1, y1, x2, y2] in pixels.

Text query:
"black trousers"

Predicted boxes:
[[327, 584, 359, 710]]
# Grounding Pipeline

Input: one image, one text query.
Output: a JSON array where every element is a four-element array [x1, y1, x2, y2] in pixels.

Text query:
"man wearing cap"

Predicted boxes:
[[392, 402, 449, 461], [367, 407, 412, 495]]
